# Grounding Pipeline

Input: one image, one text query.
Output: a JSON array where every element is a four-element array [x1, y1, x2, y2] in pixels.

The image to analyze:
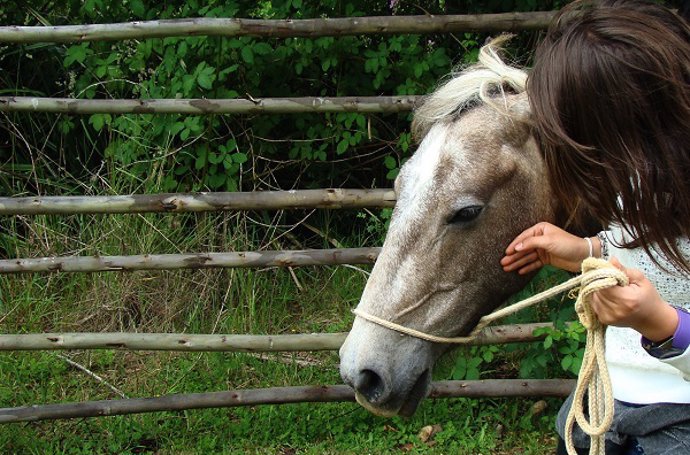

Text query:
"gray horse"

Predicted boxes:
[[339, 42, 556, 417]]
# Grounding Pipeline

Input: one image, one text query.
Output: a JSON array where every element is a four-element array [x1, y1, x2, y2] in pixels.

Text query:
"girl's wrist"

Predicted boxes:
[[642, 307, 690, 358], [636, 302, 679, 343]]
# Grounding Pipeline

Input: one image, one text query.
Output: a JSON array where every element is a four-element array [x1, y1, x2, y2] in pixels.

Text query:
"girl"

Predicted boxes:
[[500, 1, 690, 453]]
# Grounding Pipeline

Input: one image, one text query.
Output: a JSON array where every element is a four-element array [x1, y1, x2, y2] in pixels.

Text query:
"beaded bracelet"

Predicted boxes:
[[596, 231, 609, 260]]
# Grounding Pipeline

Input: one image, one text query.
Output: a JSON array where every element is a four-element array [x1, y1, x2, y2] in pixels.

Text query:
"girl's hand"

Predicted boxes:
[[501, 222, 597, 274], [592, 258, 679, 342]]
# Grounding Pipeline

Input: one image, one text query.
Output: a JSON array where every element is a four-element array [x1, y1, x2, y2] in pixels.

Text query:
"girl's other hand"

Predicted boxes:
[[592, 258, 679, 342], [501, 221, 597, 274]]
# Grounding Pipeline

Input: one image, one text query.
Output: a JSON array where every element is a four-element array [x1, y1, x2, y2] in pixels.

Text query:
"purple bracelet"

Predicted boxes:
[[671, 306, 690, 350]]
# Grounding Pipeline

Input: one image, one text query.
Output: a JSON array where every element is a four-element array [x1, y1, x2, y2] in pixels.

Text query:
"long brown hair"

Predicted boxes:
[[529, 0, 690, 273]]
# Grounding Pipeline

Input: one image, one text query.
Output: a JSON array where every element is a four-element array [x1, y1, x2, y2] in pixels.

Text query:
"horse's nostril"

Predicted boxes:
[[354, 369, 387, 403]]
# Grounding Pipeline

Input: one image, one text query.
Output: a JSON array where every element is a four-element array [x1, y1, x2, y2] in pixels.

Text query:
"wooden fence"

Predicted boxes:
[[0, 11, 572, 424], [1, 12, 555, 43]]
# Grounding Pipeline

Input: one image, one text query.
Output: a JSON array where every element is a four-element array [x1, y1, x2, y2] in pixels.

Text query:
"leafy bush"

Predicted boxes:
[[449, 266, 586, 381], [2, 0, 560, 196]]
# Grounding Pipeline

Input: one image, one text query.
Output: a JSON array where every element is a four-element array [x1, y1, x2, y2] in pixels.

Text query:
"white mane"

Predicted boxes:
[[412, 38, 529, 139]]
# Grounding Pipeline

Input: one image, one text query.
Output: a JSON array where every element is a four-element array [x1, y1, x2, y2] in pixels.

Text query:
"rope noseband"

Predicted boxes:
[[353, 257, 628, 455]]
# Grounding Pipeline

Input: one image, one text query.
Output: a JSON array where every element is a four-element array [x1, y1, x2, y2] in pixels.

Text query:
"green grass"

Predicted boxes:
[[0, 349, 560, 454], [0, 191, 564, 454], [0, 262, 561, 454]]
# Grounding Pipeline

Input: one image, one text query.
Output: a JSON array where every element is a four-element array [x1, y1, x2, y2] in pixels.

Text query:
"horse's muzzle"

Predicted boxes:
[[339, 320, 436, 417]]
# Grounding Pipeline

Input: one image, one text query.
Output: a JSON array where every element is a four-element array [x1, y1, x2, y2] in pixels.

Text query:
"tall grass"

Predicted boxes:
[[0, 178, 562, 454], [0, 203, 563, 453], [0, 101, 561, 455]]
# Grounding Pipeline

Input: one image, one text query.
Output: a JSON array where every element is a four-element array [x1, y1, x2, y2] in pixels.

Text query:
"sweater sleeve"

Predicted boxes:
[[657, 307, 690, 378], [604, 225, 690, 378], [661, 350, 690, 380]]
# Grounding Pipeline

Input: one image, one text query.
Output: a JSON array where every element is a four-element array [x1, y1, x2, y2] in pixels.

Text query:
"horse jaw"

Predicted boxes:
[[339, 99, 555, 417]]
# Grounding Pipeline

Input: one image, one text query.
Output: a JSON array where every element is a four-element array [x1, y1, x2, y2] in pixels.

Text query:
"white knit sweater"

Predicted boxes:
[[602, 224, 690, 404]]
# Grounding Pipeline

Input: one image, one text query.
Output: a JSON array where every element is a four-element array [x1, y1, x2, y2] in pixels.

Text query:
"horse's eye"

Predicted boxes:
[[448, 205, 484, 224]]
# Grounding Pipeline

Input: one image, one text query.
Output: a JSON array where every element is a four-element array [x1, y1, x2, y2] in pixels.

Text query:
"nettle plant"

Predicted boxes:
[[57, 0, 475, 193], [450, 267, 586, 381]]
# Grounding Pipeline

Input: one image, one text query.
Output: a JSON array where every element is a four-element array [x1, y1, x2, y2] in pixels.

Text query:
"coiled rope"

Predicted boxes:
[[353, 257, 629, 455]]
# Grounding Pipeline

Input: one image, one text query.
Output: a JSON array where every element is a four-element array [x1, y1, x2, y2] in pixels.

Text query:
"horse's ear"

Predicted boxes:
[[508, 92, 531, 122]]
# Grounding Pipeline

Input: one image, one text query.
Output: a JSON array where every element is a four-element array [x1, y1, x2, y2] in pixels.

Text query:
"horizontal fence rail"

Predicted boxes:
[[1, 12, 556, 43], [0, 323, 555, 351], [0, 96, 418, 115], [0, 189, 396, 215], [0, 248, 380, 274], [0, 8, 578, 433], [0, 379, 575, 423]]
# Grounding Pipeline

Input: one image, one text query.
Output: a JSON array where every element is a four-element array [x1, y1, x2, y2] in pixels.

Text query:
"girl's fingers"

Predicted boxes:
[[609, 257, 625, 271], [607, 257, 643, 285], [500, 249, 530, 266], [505, 224, 544, 254], [518, 259, 544, 275], [501, 251, 540, 272], [515, 235, 552, 254]]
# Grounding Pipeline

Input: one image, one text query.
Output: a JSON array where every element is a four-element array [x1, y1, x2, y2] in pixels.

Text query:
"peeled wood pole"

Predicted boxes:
[[428, 379, 574, 399], [0, 379, 575, 423], [0, 12, 556, 43], [0, 323, 555, 351], [0, 248, 380, 274], [1, 332, 348, 352], [0, 96, 418, 115], [0, 189, 396, 215]]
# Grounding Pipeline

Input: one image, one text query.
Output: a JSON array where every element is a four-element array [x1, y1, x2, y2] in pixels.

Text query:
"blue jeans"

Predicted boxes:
[[556, 393, 690, 454], [556, 435, 642, 454]]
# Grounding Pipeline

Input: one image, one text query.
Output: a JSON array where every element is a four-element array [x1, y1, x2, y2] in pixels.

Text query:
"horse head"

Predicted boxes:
[[339, 42, 556, 417]]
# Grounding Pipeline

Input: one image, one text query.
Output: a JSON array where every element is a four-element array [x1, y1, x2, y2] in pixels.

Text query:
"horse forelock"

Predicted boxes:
[[411, 41, 529, 141]]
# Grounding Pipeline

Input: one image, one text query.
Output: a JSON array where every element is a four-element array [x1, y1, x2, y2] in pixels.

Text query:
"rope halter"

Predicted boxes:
[[352, 257, 628, 455]]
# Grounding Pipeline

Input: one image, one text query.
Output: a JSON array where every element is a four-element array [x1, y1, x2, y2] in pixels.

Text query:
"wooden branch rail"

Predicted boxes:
[[0, 323, 555, 351], [0, 189, 396, 215], [0, 96, 418, 115], [0, 248, 380, 274], [0, 379, 574, 423], [1, 12, 556, 43]]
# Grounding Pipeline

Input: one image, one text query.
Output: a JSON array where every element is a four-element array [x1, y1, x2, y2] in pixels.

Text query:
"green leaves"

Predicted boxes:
[[81, 0, 104, 17], [180, 116, 202, 141], [383, 155, 398, 180], [196, 65, 216, 90], [94, 53, 121, 79], [56, 0, 473, 195], [252, 42, 273, 56], [185, 139, 247, 191], [452, 356, 483, 380], [63, 44, 92, 67], [336, 131, 360, 155], [451, 345, 499, 380], [88, 113, 111, 132], [240, 46, 254, 64], [236, 41, 273, 67], [130, 0, 146, 18]]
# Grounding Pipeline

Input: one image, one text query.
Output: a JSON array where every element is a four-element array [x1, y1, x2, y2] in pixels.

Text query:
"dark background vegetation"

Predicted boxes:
[[3, 1, 675, 453]]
